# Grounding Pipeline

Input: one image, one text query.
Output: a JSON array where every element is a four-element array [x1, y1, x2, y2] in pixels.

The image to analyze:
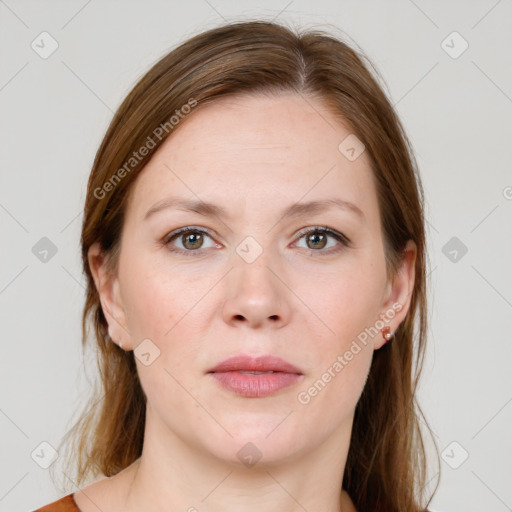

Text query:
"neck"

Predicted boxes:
[[122, 404, 355, 512]]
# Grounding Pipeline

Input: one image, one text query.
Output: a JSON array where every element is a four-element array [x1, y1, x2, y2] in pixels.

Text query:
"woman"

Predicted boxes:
[[35, 19, 440, 512]]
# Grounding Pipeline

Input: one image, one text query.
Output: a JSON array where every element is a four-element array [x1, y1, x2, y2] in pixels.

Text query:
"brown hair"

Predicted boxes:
[[53, 19, 440, 511]]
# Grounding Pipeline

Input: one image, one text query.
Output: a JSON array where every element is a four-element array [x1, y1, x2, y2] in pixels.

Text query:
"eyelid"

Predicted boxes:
[[163, 225, 215, 242], [293, 225, 351, 245]]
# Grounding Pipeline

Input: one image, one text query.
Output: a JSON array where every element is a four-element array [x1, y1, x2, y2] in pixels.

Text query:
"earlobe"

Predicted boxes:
[[87, 242, 130, 348]]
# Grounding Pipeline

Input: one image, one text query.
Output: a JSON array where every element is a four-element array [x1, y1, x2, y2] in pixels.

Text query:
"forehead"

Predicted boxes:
[[125, 92, 379, 225]]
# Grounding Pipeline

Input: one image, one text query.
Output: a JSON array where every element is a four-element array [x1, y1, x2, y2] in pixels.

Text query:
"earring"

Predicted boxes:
[[381, 326, 393, 342]]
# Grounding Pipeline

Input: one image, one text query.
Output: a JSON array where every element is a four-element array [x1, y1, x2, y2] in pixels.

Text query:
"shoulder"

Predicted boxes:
[[33, 493, 80, 511]]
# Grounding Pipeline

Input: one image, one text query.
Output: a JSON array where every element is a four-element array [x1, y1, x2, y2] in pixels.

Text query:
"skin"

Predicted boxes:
[[81, 91, 416, 512]]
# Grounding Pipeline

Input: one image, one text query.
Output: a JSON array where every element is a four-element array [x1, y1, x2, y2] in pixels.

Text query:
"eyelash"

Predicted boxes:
[[162, 226, 350, 257]]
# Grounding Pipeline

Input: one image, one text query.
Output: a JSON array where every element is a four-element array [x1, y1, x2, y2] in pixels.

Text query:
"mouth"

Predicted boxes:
[[207, 354, 303, 398]]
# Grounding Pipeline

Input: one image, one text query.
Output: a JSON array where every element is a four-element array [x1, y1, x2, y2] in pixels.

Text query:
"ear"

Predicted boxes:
[[374, 239, 417, 350], [88, 242, 132, 350]]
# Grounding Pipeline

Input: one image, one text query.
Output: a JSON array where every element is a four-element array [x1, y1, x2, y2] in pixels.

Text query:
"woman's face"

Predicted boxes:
[[92, 92, 414, 466]]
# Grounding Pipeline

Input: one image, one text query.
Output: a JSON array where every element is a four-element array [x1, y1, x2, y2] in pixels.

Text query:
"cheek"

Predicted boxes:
[[121, 259, 208, 403], [299, 254, 386, 417], [123, 277, 173, 340], [120, 252, 208, 341], [312, 260, 386, 346], [295, 269, 381, 429], [296, 342, 372, 444]]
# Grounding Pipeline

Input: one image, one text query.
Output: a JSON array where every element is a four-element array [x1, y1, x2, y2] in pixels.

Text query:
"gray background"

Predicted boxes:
[[1, 1, 511, 511]]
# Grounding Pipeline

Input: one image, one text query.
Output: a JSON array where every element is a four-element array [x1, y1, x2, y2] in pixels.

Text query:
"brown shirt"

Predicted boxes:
[[33, 490, 357, 511], [33, 493, 80, 511]]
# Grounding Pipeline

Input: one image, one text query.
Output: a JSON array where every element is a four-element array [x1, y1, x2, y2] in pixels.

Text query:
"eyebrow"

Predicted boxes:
[[143, 196, 365, 222]]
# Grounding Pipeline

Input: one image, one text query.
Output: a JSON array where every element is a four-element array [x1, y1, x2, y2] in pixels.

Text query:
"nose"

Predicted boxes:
[[222, 253, 291, 329]]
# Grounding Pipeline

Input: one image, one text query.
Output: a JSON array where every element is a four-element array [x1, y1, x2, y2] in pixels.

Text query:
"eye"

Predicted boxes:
[[163, 227, 219, 256], [162, 225, 350, 257], [294, 226, 349, 255]]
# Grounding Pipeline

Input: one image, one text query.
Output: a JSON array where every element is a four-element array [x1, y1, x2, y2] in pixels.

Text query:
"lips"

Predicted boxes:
[[208, 354, 303, 398], [208, 354, 303, 375]]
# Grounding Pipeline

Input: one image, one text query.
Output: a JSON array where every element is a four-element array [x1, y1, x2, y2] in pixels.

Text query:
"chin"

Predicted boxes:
[[199, 419, 308, 468]]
